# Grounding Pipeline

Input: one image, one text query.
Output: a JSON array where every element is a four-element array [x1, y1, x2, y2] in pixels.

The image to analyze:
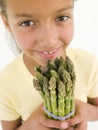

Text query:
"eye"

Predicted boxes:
[[55, 16, 69, 23], [20, 21, 35, 27]]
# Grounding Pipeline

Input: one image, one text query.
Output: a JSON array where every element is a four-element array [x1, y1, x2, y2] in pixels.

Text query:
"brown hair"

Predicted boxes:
[[0, 0, 6, 15]]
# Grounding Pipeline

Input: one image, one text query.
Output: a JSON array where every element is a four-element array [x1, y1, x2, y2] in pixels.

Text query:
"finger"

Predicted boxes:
[[60, 115, 81, 129], [40, 116, 69, 129], [66, 127, 74, 130], [75, 122, 87, 130]]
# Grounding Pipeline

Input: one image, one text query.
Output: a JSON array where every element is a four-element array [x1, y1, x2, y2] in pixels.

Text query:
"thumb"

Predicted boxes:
[[61, 115, 81, 128], [40, 116, 69, 129]]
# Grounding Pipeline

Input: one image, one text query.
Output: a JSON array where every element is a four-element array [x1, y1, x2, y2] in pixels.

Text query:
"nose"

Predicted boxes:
[[37, 24, 58, 49]]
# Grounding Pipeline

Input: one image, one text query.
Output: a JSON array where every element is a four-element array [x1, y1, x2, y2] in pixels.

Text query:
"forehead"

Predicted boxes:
[[6, 0, 73, 17]]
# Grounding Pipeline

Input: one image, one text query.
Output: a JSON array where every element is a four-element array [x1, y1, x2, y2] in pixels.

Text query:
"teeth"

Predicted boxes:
[[48, 50, 54, 54], [42, 49, 57, 55], [49, 49, 57, 54], [43, 51, 49, 55]]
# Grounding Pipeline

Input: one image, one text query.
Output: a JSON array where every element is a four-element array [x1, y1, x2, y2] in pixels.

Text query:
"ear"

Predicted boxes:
[[1, 14, 12, 32]]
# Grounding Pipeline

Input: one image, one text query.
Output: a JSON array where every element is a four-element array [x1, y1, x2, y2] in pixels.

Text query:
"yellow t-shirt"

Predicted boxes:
[[0, 48, 98, 121]]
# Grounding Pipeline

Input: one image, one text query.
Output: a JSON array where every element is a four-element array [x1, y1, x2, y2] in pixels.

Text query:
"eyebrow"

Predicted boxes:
[[55, 5, 73, 13], [14, 13, 34, 19], [14, 5, 73, 19]]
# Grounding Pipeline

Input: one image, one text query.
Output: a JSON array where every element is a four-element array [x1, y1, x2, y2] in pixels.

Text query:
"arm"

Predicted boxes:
[[0, 104, 53, 130], [1, 118, 22, 130], [84, 97, 98, 121]]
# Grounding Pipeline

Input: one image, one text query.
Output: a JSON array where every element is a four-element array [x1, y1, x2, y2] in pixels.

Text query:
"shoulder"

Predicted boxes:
[[67, 47, 98, 65], [67, 47, 97, 58], [0, 53, 23, 87], [67, 47, 98, 78]]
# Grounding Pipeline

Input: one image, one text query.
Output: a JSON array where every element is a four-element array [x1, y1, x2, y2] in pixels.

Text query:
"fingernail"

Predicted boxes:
[[70, 127, 74, 130], [61, 122, 69, 129]]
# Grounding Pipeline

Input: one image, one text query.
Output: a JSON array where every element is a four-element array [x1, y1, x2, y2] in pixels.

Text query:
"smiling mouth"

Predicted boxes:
[[33, 46, 62, 59], [42, 48, 57, 55], [38, 46, 62, 59]]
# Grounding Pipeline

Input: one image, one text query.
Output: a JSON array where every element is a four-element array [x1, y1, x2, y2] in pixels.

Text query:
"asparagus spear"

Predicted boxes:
[[62, 69, 72, 115], [35, 71, 44, 86], [49, 76, 58, 116], [66, 56, 76, 115], [43, 76, 52, 117], [33, 71, 52, 118], [33, 78, 47, 109], [58, 80, 66, 117], [66, 56, 76, 88]]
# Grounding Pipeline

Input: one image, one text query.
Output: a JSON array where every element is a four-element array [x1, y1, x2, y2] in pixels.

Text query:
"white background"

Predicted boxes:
[[0, 0, 98, 129]]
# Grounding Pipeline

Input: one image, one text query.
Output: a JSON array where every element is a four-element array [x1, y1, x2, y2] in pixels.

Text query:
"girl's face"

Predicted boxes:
[[3, 0, 74, 67]]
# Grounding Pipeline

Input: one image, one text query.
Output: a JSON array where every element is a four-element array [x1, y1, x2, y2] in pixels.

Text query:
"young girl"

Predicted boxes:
[[0, 0, 98, 130]]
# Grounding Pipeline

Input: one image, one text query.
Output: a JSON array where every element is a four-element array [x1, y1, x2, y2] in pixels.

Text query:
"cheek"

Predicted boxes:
[[60, 23, 74, 45], [13, 31, 35, 51]]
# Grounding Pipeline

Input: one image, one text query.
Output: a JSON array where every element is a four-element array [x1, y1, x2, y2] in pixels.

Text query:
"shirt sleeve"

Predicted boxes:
[[0, 86, 20, 121]]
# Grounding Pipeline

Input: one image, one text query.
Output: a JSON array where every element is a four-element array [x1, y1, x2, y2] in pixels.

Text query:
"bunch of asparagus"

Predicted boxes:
[[33, 56, 76, 120]]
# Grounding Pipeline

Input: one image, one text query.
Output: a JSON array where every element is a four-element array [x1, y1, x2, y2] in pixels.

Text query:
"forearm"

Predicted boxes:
[[15, 104, 52, 130], [86, 102, 98, 121], [16, 118, 33, 130], [1, 104, 53, 130], [0, 118, 34, 130], [75, 99, 98, 122]]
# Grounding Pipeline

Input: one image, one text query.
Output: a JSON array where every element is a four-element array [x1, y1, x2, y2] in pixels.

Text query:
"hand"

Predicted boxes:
[[40, 99, 88, 130], [72, 99, 88, 130], [30, 103, 54, 130]]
